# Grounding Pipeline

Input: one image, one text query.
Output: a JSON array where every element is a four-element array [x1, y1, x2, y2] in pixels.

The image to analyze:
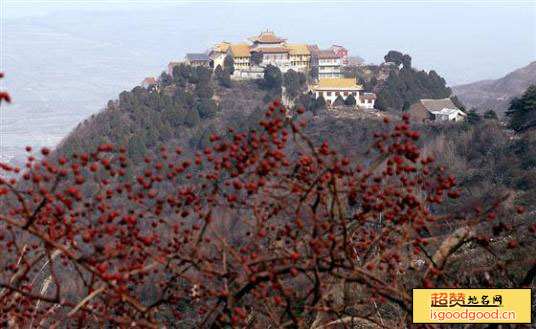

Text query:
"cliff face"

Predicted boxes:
[[452, 61, 536, 116]]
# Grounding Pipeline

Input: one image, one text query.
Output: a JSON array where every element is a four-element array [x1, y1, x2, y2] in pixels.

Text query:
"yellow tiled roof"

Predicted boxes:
[[316, 79, 363, 89], [213, 42, 231, 53], [285, 43, 310, 56], [230, 43, 251, 58], [248, 31, 286, 43]]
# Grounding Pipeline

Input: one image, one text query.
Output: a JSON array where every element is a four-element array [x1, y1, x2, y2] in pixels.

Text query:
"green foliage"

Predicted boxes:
[[507, 85, 536, 132], [128, 134, 145, 163], [466, 109, 482, 125], [402, 100, 410, 111], [345, 94, 357, 106], [294, 92, 314, 114], [377, 65, 451, 111], [214, 65, 223, 79], [333, 95, 345, 107], [224, 55, 235, 75], [263, 65, 282, 90], [316, 95, 326, 111], [251, 52, 263, 65], [163, 103, 185, 127], [220, 70, 232, 88], [309, 67, 319, 80], [160, 72, 173, 87], [483, 110, 498, 120], [283, 69, 306, 99], [384, 50, 404, 66], [197, 98, 218, 119], [450, 95, 466, 112], [184, 107, 201, 127], [195, 83, 214, 99], [402, 54, 412, 69], [196, 66, 212, 84]]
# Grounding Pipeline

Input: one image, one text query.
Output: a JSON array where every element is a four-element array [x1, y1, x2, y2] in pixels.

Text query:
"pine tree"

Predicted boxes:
[[184, 108, 201, 127], [333, 95, 345, 107], [483, 110, 498, 120], [345, 94, 357, 106], [507, 85, 536, 132]]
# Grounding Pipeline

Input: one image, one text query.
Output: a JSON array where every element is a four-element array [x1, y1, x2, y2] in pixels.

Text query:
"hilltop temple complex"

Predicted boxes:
[[159, 31, 376, 109]]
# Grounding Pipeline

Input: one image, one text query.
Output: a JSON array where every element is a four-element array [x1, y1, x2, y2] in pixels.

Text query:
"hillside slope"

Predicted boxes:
[[452, 61, 536, 115], [54, 66, 536, 213]]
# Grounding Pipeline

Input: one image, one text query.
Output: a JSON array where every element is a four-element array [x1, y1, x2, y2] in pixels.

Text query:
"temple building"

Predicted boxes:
[[311, 49, 343, 79], [286, 44, 311, 72], [229, 43, 251, 71], [248, 31, 287, 49], [329, 45, 349, 66], [184, 53, 211, 67], [313, 79, 363, 106], [209, 42, 231, 69]]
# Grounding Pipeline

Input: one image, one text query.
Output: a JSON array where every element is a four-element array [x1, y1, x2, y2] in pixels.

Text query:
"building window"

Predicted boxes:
[[344, 92, 348, 96], [327, 92, 332, 96], [335, 92, 340, 96]]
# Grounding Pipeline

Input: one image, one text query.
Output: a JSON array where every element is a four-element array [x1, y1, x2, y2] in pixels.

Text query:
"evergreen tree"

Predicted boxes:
[[466, 109, 482, 125], [316, 95, 327, 110], [384, 50, 404, 65], [402, 54, 412, 69], [283, 69, 306, 99], [224, 55, 235, 75], [195, 83, 214, 99], [251, 52, 263, 65], [184, 108, 201, 127], [483, 110, 498, 120], [196, 66, 212, 85], [128, 134, 145, 162], [263, 65, 282, 90], [345, 94, 357, 106], [179, 64, 191, 80], [220, 70, 232, 88], [198, 99, 218, 119], [159, 72, 173, 87], [507, 85, 536, 132], [309, 67, 319, 80], [402, 100, 411, 111], [450, 95, 466, 112], [333, 95, 345, 107], [214, 65, 224, 79]]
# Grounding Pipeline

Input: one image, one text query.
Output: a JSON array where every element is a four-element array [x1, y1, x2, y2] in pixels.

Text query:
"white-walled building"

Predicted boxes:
[[430, 108, 467, 122], [313, 79, 377, 109], [359, 92, 376, 110], [313, 79, 362, 106], [311, 49, 342, 79], [209, 42, 231, 69]]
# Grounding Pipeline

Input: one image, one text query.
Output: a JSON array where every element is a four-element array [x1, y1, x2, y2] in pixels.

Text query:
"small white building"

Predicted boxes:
[[359, 92, 376, 110], [430, 108, 467, 122], [209, 42, 231, 70]]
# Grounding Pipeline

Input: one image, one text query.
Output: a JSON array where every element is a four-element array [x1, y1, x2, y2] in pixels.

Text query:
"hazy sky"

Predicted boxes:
[[2, 0, 536, 84]]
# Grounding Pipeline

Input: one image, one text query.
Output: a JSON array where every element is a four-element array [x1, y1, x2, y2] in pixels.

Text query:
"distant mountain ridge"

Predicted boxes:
[[452, 61, 536, 116]]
